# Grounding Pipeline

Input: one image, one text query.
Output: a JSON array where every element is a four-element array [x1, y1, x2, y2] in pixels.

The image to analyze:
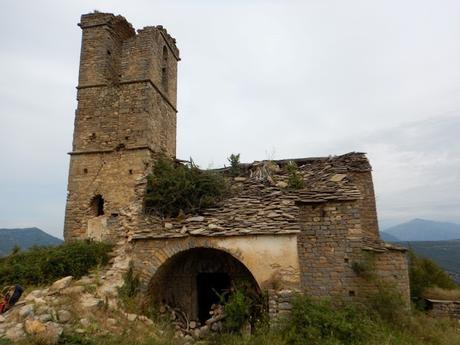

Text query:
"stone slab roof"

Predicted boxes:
[[132, 152, 370, 240]]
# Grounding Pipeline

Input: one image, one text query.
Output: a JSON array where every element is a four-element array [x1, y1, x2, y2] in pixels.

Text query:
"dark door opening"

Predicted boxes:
[[197, 272, 231, 323]]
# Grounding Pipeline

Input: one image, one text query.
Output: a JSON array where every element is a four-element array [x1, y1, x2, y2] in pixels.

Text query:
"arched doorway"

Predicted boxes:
[[148, 247, 260, 323]]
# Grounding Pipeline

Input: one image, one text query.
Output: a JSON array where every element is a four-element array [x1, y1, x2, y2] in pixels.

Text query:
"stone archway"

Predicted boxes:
[[147, 247, 260, 322]]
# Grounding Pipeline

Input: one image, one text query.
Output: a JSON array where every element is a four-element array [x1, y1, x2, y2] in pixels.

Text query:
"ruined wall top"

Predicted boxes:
[[132, 152, 379, 240], [79, 12, 180, 60]]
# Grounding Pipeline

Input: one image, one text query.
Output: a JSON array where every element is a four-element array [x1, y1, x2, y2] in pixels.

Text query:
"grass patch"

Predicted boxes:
[[0, 240, 112, 287]]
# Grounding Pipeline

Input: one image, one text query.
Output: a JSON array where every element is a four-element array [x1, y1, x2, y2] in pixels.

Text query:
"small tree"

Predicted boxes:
[[286, 161, 304, 189], [227, 153, 241, 177]]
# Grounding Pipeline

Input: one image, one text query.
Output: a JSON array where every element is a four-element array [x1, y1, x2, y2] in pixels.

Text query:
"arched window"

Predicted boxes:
[[161, 46, 168, 89], [90, 195, 104, 216]]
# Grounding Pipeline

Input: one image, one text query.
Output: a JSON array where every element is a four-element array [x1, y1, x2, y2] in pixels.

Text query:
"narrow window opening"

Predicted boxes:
[[107, 50, 111, 55], [161, 46, 168, 89], [83, 168, 88, 174], [90, 195, 105, 217], [162, 45, 168, 63], [349, 290, 355, 297], [129, 169, 133, 175], [344, 258, 349, 263]]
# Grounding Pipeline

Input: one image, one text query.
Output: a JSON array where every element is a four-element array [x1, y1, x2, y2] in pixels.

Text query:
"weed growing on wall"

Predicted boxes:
[[351, 251, 376, 280], [118, 261, 142, 314], [118, 262, 140, 299]]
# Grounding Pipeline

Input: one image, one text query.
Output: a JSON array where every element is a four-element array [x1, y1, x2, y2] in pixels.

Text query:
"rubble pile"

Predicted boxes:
[[160, 303, 226, 340]]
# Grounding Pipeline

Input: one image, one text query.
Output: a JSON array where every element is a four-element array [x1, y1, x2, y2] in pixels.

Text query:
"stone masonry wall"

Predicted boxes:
[[297, 201, 362, 298], [348, 171, 380, 241], [427, 300, 460, 319], [268, 289, 297, 322], [64, 149, 152, 240], [297, 197, 410, 302], [64, 12, 179, 240]]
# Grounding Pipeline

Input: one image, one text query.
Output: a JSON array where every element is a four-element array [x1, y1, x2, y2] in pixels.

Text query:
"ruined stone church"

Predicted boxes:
[[64, 12, 409, 322]]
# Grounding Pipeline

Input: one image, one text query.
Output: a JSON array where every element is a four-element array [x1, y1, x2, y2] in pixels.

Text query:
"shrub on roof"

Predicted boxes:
[[145, 158, 229, 218]]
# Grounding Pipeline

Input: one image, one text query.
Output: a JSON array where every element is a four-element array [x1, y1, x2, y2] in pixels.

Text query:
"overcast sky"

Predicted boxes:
[[1, 0, 459, 238]]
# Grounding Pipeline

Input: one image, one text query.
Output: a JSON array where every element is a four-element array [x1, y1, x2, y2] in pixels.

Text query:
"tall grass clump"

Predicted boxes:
[[0, 241, 112, 287]]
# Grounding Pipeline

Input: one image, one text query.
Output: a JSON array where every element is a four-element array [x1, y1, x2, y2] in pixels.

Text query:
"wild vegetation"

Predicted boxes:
[[1, 247, 459, 345], [408, 250, 458, 307], [145, 158, 229, 218], [0, 241, 112, 287]]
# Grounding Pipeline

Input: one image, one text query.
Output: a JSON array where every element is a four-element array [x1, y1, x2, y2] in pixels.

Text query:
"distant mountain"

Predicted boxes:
[[382, 219, 460, 242], [0, 228, 62, 257], [380, 232, 400, 242]]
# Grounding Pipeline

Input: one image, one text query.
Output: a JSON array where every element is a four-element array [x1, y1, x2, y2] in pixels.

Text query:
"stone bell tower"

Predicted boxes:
[[64, 12, 180, 241]]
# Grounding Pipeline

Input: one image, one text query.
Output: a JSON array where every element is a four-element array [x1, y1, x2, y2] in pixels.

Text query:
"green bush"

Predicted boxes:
[[0, 241, 112, 287], [367, 284, 408, 325], [282, 296, 373, 345], [222, 288, 251, 333], [408, 250, 456, 305], [218, 283, 267, 334], [145, 158, 229, 217]]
